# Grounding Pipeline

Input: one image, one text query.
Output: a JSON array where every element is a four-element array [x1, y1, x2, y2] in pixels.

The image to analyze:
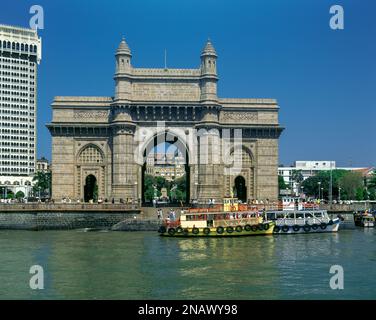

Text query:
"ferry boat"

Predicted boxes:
[[354, 211, 375, 227], [158, 197, 274, 237], [267, 210, 340, 234]]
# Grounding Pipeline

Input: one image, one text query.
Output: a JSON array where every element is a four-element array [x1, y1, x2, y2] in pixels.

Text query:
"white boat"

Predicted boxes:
[[266, 210, 340, 234]]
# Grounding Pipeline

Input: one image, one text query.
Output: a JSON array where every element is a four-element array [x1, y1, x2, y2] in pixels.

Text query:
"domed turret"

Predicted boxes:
[[200, 39, 218, 103], [114, 36, 132, 101], [201, 39, 217, 58], [116, 37, 132, 57], [115, 36, 132, 74], [200, 39, 217, 76]]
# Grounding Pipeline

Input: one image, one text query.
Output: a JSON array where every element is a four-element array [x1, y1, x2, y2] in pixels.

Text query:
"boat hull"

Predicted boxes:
[[159, 223, 275, 237], [273, 219, 340, 234]]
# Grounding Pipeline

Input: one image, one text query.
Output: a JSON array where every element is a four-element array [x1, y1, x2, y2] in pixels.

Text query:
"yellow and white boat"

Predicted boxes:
[[158, 197, 275, 237]]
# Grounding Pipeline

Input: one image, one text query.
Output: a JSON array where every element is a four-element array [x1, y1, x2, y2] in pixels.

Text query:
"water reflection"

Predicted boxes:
[[0, 229, 375, 299]]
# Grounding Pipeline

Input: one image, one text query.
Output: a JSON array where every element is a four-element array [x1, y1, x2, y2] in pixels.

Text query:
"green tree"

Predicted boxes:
[[291, 170, 304, 184], [367, 170, 376, 190], [355, 187, 364, 201], [32, 171, 51, 198], [155, 176, 167, 191], [15, 191, 25, 199], [7, 190, 14, 199], [302, 169, 348, 199], [339, 171, 364, 200], [278, 175, 287, 191], [144, 174, 156, 201], [363, 188, 369, 200], [369, 189, 376, 200], [168, 175, 187, 203]]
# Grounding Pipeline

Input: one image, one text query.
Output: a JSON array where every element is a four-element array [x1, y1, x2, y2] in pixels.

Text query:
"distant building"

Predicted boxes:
[[278, 161, 371, 195], [146, 152, 186, 181], [36, 157, 50, 173], [0, 24, 42, 198], [351, 167, 375, 185]]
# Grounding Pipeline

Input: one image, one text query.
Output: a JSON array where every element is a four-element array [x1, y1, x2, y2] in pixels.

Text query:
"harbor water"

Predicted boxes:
[[0, 227, 375, 299]]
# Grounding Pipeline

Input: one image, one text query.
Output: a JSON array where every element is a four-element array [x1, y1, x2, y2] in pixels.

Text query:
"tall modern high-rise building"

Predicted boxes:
[[0, 24, 42, 197]]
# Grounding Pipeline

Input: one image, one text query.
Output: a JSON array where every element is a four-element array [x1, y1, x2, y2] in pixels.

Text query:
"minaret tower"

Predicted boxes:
[[200, 39, 218, 103], [114, 37, 132, 102]]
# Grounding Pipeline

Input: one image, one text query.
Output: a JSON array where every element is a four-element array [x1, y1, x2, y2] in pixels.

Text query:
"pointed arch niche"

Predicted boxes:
[[76, 144, 106, 201]]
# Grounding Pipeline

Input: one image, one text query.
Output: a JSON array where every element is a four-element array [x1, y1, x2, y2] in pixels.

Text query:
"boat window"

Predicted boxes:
[[276, 213, 285, 219], [313, 212, 323, 218], [267, 212, 275, 220], [296, 213, 304, 219], [305, 213, 313, 218], [287, 213, 295, 219]]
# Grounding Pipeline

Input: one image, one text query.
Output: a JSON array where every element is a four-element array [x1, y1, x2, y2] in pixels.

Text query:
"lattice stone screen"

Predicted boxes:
[[79, 145, 104, 163]]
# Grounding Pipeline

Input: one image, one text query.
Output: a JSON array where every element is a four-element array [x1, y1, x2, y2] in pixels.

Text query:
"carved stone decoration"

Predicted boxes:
[[74, 111, 109, 119], [112, 124, 135, 135], [221, 111, 258, 122]]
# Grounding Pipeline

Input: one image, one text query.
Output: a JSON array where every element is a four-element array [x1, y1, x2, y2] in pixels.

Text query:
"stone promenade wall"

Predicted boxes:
[[0, 211, 140, 230]]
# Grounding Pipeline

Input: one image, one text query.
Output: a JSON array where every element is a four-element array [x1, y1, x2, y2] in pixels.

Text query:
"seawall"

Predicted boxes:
[[0, 211, 142, 230], [0, 203, 141, 230]]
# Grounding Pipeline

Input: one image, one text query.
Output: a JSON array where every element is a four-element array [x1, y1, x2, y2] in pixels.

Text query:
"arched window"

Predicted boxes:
[[230, 146, 253, 168], [241, 147, 252, 166], [16, 43, 19, 50], [25, 44, 28, 51], [21, 43, 24, 51], [78, 145, 104, 164]]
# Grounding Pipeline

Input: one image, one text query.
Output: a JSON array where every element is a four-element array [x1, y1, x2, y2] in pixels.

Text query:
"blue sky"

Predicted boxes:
[[1, 0, 375, 167]]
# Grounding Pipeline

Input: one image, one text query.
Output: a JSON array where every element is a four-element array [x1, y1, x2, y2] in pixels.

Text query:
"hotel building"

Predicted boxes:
[[0, 24, 42, 197]]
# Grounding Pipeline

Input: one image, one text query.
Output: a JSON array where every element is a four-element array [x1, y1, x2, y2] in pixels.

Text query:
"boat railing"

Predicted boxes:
[[277, 217, 329, 226], [187, 202, 320, 213], [213, 217, 260, 227]]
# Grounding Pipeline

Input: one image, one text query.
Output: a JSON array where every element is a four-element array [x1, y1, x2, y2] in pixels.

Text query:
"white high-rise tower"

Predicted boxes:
[[0, 24, 42, 197]]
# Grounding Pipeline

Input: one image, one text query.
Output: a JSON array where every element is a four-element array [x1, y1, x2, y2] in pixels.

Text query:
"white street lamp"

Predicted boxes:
[[318, 181, 321, 199]]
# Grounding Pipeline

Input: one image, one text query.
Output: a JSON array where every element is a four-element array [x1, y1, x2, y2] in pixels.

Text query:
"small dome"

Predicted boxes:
[[116, 36, 132, 56], [201, 39, 217, 57]]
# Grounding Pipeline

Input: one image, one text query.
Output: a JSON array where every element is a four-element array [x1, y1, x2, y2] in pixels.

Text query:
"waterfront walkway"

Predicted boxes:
[[0, 203, 140, 212]]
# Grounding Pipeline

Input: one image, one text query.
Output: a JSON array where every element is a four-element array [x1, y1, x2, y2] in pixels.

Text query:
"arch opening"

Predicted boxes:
[[234, 175, 247, 203], [84, 174, 98, 202], [141, 131, 190, 206]]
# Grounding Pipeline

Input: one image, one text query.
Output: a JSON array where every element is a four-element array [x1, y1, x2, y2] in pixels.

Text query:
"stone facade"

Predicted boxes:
[[47, 38, 283, 204]]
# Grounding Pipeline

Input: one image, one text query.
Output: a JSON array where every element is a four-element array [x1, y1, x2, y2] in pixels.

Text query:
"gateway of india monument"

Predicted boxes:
[[47, 38, 283, 204]]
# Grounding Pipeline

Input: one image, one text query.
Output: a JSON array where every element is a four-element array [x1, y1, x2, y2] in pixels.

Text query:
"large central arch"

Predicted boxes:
[[140, 131, 191, 205]]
